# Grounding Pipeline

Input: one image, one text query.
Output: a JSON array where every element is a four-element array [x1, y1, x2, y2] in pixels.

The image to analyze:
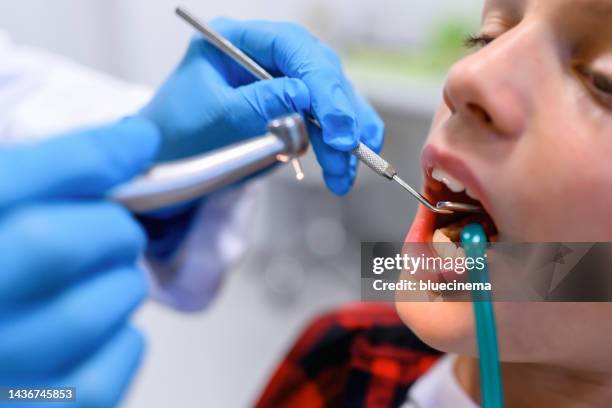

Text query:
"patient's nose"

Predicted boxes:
[[443, 27, 542, 137]]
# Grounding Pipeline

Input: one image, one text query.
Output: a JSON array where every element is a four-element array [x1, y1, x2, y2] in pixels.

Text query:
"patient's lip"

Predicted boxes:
[[420, 144, 492, 214], [406, 204, 436, 243]]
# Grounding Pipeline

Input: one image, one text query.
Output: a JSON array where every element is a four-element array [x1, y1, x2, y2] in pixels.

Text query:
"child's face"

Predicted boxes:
[[397, 0, 612, 369]]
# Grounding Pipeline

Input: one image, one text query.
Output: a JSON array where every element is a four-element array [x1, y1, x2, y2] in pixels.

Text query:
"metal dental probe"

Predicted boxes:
[[176, 7, 482, 214]]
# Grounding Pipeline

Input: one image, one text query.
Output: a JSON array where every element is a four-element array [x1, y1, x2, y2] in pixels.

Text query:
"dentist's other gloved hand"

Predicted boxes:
[[141, 18, 384, 195], [0, 118, 160, 407]]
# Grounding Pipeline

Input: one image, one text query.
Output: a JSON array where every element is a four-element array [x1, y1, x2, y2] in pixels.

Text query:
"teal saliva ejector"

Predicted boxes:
[[462, 224, 504, 408]]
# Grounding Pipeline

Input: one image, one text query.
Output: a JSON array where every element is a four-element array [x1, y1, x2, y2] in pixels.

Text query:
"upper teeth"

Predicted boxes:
[[431, 168, 478, 200]]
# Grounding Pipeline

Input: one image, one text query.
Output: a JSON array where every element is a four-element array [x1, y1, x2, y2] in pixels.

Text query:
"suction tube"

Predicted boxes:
[[461, 224, 504, 407]]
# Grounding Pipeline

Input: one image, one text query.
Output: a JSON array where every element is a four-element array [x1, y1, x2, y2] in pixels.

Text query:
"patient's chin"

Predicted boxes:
[[395, 302, 477, 355]]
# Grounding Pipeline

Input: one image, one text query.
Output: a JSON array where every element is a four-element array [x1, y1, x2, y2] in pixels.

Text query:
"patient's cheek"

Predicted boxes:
[[395, 302, 476, 354]]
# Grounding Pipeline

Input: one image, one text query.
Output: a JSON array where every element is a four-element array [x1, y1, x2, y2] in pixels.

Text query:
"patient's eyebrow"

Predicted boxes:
[[483, 0, 525, 21], [572, 0, 612, 17]]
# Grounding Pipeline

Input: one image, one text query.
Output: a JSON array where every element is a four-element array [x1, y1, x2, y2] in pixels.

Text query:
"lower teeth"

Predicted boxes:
[[432, 228, 466, 259]]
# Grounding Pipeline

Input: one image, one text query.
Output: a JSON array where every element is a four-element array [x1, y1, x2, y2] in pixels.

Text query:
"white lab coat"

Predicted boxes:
[[0, 32, 252, 311]]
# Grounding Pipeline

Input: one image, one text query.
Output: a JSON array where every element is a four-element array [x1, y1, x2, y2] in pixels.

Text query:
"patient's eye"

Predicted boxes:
[[577, 66, 612, 107], [464, 34, 495, 49], [592, 72, 612, 95]]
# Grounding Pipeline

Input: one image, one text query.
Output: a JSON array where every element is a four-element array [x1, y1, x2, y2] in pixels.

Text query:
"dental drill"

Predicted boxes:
[[175, 6, 482, 215], [111, 114, 308, 212]]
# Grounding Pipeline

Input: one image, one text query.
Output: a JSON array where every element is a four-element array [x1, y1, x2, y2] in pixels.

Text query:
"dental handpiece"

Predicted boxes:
[[175, 7, 482, 214], [111, 114, 308, 213]]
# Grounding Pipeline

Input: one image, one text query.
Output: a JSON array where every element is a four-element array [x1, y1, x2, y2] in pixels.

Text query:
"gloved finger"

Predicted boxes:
[[324, 155, 358, 196], [140, 40, 232, 162], [225, 77, 311, 139], [47, 326, 145, 408], [319, 42, 344, 69], [210, 18, 359, 152], [318, 42, 385, 153], [308, 123, 356, 196], [0, 266, 146, 378], [0, 117, 160, 211], [66, 326, 145, 408], [185, 34, 255, 87], [208, 18, 314, 76], [354, 93, 385, 154], [317, 43, 385, 154], [0, 202, 146, 305], [306, 57, 383, 190]]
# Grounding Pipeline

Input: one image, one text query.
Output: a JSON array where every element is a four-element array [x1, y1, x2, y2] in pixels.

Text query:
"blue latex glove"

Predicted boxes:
[[0, 117, 160, 407], [141, 18, 384, 196]]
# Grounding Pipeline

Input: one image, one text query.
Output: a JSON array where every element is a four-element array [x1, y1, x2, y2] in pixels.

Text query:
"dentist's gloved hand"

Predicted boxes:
[[0, 118, 160, 407], [141, 18, 384, 195]]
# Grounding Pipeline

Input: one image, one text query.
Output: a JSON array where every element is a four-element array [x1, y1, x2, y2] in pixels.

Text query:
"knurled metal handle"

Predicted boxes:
[[352, 143, 397, 179]]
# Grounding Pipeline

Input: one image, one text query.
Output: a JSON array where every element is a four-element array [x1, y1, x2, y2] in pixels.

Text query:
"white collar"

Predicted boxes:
[[402, 354, 480, 408]]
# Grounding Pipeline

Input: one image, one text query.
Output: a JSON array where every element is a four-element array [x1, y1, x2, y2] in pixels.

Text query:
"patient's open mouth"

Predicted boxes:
[[427, 167, 497, 242]]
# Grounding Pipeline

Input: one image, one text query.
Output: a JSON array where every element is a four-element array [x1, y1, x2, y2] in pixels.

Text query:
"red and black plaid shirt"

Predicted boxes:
[[255, 303, 441, 408]]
